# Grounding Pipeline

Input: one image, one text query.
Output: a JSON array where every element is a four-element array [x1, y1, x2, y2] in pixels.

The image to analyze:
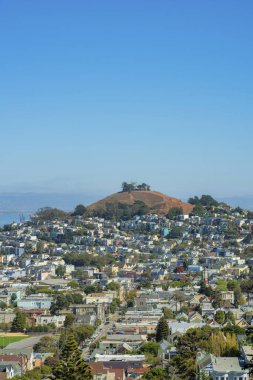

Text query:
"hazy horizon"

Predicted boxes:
[[0, 190, 253, 212]]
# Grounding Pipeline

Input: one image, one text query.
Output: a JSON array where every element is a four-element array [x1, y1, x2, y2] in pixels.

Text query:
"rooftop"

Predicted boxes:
[[212, 357, 242, 372]]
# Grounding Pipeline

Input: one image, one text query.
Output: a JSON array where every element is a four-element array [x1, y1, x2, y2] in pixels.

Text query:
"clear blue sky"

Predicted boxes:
[[0, 0, 252, 200]]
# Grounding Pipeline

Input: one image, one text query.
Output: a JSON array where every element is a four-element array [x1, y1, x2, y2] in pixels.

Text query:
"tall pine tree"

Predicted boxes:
[[11, 311, 26, 332], [53, 332, 92, 380], [156, 316, 169, 342]]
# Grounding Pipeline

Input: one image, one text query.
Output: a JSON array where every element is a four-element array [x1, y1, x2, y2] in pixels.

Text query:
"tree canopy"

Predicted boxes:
[[156, 316, 169, 342], [33, 207, 67, 222], [11, 310, 26, 332], [191, 204, 205, 216], [166, 207, 183, 219], [56, 265, 66, 278], [142, 368, 168, 380], [92, 200, 148, 220], [170, 326, 239, 379], [64, 252, 115, 268], [73, 204, 87, 216], [33, 336, 58, 354], [168, 226, 184, 239], [50, 293, 84, 315], [121, 182, 150, 192], [53, 332, 92, 380], [188, 195, 218, 207]]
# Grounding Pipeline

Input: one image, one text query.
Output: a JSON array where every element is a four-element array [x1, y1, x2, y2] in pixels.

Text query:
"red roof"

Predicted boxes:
[[90, 363, 125, 380], [20, 309, 46, 315], [127, 367, 149, 374], [0, 355, 23, 365]]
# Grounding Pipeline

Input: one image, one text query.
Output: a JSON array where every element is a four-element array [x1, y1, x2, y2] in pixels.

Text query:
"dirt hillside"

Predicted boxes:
[[87, 190, 193, 215]]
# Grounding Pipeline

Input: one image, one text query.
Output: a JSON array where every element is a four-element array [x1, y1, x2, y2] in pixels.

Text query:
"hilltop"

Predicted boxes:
[[87, 190, 193, 216]]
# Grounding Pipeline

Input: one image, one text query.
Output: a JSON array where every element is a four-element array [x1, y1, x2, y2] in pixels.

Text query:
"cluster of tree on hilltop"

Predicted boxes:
[[188, 194, 219, 207], [92, 200, 148, 220], [121, 181, 151, 192]]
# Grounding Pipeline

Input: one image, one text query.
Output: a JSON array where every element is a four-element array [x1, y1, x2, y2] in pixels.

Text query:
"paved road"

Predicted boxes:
[[5, 334, 52, 350], [82, 321, 114, 358]]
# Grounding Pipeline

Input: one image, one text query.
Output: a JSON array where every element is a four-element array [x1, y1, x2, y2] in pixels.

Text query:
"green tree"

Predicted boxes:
[[33, 207, 67, 222], [73, 204, 87, 216], [11, 310, 26, 332], [188, 195, 218, 207], [0, 301, 7, 310], [212, 291, 223, 308], [168, 226, 183, 239], [156, 317, 169, 342], [234, 286, 245, 307], [166, 207, 183, 220], [188, 196, 201, 205], [106, 281, 120, 291], [53, 333, 92, 380], [56, 265, 66, 278], [200, 371, 212, 380], [11, 293, 17, 302], [36, 240, 45, 254], [110, 298, 120, 313], [214, 310, 225, 324], [162, 307, 173, 320], [226, 281, 245, 306], [73, 325, 95, 345], [210, 331, 238, 357], [191, 204, 205, 216], [70, 293, 84, 304], [142, 368, 168, 380], [171, 326, 213, 379], [139, 342, 160, 356], [13, 365, 52, 380], [227, 280, 238, 291], [64, 313, 76, 328], [199, 195, 218, 207], [68, 281, 79, 289], [173, 290, 186, 312], [50, 294, 70, 315], [125, 290, 137, 307], [83, 285, 98, 294], [240, 279, 253, 293], [92, 200, 148, 220], [121, 182, 150, 192], [33, 336, 58, 354], [226, 311, 235, 324]]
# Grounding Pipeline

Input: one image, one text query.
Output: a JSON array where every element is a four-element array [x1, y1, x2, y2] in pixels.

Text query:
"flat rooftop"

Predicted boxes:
[[212, 357, 242, 372]]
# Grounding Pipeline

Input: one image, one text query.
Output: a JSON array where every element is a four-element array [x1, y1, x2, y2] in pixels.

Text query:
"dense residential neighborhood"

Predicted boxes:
[[0, 196, 253, 379], [2, 0, 251, 377]]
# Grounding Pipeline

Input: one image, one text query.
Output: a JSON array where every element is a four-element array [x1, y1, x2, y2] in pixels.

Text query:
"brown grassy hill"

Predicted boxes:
[[87, 190, 193, 215]]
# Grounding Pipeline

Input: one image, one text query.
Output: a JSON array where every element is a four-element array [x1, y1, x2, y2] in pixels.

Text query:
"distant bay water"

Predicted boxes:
[[0, 212, 32, 227], [0, 192, 102, 226]]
